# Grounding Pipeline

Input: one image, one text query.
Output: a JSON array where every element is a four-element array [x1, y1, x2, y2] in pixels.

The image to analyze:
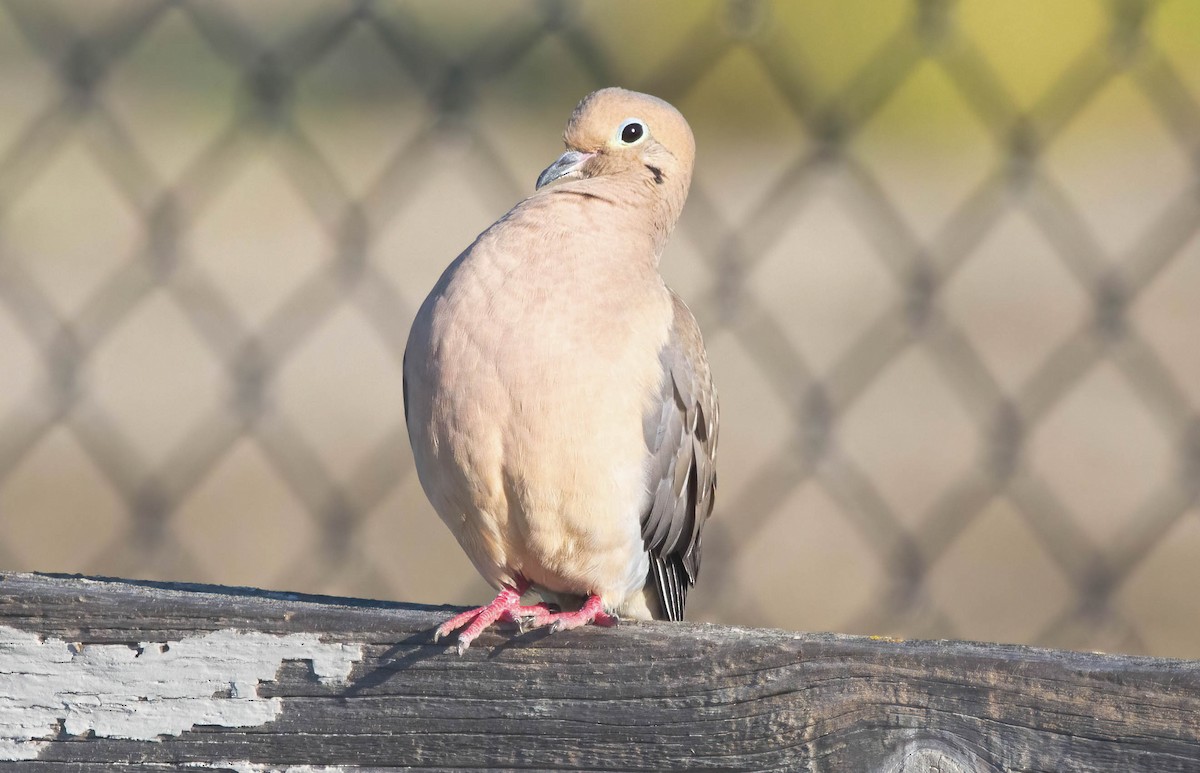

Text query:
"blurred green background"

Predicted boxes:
[[1, 0, 1199, 658]]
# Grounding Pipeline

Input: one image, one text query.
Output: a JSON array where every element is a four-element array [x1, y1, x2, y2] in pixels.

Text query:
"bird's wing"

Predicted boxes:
[[402, 349, 411, 427], [640, 291, 718, 621]]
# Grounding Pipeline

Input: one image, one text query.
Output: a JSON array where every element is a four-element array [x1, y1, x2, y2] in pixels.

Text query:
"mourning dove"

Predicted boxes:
[[403, 87, 718, 653]]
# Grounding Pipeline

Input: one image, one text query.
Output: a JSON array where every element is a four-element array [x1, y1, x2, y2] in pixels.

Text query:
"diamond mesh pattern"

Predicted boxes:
[[1, 0, 1198, 656]]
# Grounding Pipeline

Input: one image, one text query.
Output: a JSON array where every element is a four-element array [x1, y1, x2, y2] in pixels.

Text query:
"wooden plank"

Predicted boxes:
[[0, 572, 1197, 771]]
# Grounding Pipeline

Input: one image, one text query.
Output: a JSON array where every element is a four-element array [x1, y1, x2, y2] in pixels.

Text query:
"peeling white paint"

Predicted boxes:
[[0, 740, 47, 761], [0, 626, 362, 761], [187, 764, 347, 773]]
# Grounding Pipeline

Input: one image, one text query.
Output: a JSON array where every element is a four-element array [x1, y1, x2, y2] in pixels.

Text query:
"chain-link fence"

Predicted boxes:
[[0, 0, 1197, 657]]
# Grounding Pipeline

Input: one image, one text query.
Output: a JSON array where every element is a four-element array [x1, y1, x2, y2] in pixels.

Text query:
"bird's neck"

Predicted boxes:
[[551, 174, 690, 265]]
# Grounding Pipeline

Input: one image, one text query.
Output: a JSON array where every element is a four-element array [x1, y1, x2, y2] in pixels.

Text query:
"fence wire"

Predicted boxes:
[[0, 0, 1198, 657]]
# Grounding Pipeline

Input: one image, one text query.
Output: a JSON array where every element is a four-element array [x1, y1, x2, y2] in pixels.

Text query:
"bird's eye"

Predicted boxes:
[[618, 119, 645, 145]]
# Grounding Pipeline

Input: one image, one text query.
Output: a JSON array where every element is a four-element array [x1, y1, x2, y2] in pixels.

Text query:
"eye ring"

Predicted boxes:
[[617, 118, 646, 145]]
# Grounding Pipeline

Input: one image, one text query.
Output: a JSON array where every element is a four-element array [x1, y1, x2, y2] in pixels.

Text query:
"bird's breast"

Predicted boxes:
[[410, 234, 673, 599]]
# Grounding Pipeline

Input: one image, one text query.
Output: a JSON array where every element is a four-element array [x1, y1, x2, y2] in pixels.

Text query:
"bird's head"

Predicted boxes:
[[535, 88, 695, 204]]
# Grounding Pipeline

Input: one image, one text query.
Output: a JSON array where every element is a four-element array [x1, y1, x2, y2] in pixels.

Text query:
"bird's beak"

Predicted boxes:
[[536, 150, 593, 190]]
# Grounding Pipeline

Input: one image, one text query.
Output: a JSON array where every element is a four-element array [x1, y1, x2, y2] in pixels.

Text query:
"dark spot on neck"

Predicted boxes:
[[645, 164, 665, 184], [555, 190, 615, 204]]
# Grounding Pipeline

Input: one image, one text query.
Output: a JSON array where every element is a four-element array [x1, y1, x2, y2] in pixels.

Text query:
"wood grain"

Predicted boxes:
[[0, 572, 1197, 771]]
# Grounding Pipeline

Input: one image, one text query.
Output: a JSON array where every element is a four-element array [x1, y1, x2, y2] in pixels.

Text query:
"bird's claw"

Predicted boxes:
[[540, 594, 618, 633], [508, 603, 556, 632], [433, 586, 526, 653], [549, 611, 619, 633], [434, 591, 616, 651]]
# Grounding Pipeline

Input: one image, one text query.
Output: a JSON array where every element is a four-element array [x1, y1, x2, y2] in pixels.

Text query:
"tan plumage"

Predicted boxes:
[[403, 88, 718, 652]]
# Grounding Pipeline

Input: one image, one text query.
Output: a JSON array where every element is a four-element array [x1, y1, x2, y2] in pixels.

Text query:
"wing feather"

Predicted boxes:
[[640, 292, 718, 621]]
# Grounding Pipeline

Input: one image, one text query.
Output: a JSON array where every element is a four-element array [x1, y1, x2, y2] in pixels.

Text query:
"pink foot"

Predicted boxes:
[[435, 585, 526, 654], [507, 602, 558, 630], [537, 594, 619, 633]]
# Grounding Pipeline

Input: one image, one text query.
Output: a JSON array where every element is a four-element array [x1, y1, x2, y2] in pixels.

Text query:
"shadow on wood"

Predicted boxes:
[[0, 572, 1197, 771]]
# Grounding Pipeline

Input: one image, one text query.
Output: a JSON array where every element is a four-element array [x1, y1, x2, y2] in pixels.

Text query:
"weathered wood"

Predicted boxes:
[[0, 572, 1197, 771]]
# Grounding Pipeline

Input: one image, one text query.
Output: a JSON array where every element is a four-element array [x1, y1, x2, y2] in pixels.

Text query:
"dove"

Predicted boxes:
[[403, 87, 718, 653]]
